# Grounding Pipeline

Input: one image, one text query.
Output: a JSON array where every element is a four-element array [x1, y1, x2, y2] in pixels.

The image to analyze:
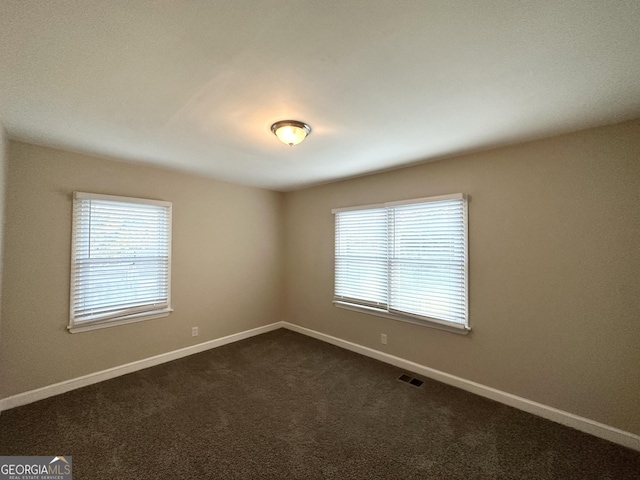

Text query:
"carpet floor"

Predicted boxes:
[[1, 328, 639, 479]]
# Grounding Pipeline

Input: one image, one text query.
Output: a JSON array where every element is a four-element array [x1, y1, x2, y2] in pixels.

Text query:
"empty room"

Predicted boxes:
[[0, 1, 639, 479]]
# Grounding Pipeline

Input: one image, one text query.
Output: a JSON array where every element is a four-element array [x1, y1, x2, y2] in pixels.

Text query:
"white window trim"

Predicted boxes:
[[67, 309, 173, 334], [332, 193, 470, 334], [69, 192, 173, 333], [331, 193, 464, 213], [333, 301, 468, 335]]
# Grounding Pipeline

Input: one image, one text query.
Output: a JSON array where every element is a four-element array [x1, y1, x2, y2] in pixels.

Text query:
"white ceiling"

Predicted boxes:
[[1, 1, 639, 191]]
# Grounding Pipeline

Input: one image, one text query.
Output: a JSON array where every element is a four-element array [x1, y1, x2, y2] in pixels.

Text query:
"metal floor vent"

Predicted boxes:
[[398, 374, 424, 388]]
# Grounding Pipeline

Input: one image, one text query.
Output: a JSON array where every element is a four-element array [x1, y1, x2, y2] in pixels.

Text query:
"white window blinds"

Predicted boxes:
[[333, 194, 468, 329], [70, 192, 172, 331], [335, 208, 388, 308]]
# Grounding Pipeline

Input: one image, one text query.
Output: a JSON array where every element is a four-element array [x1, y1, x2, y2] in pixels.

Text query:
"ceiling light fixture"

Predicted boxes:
[[271, 120, 311, 146]]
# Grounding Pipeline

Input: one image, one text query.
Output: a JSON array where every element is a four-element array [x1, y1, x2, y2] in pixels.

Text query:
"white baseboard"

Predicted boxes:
[[2, 320, 638, 452], [281, 322, 640, 452], [0, 322, 283, 412]]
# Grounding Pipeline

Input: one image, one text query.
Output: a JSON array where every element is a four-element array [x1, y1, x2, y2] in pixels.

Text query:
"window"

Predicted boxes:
[[69, 192, 172, 333], [333, 193, 468, 332]]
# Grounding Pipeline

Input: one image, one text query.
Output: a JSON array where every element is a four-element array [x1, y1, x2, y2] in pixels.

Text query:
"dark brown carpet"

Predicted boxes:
[[1, 329, 639, 479]]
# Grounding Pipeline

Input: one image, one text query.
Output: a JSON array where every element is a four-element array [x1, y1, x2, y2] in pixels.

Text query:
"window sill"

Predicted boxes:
[[68, 309, 173, 333], [333, 301, 470, 335]]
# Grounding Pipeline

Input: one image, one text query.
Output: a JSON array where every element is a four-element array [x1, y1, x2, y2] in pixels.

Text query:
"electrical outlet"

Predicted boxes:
[[192, 326, 199, 337], [381, 333, 387, 345]]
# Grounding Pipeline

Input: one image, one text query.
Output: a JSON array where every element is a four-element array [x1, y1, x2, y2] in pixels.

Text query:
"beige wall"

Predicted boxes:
[[0, 141, 284, 398], [283, 119, 640, 435]]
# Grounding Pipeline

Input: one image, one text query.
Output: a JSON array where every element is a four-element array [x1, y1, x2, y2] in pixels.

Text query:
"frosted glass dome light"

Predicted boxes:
[[271, 120, 311, 146]]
